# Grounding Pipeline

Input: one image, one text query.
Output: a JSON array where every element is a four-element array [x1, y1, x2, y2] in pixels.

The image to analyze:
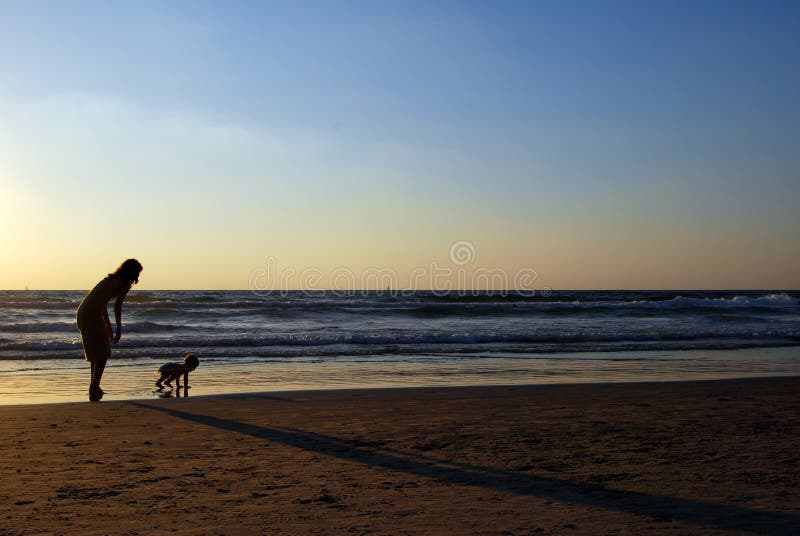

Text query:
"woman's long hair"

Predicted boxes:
[[109, 259, 143, 285]]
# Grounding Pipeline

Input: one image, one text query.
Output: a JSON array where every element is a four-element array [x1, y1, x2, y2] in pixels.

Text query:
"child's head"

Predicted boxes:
[[183, 352, 199, 371]]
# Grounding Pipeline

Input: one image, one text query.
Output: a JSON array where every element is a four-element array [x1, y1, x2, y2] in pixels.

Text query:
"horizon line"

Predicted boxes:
[[2, 288, 798, 292]]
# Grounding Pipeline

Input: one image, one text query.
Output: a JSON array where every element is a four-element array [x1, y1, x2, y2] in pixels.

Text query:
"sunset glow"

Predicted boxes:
[[1, 2, 798, 290]]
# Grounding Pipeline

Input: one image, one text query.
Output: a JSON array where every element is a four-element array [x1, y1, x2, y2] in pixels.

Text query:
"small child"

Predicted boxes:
[[155, 352, 199, 389]]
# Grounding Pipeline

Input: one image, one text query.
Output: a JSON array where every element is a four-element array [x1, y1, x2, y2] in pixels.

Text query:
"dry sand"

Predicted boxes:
[[1, 377, 798, 535]]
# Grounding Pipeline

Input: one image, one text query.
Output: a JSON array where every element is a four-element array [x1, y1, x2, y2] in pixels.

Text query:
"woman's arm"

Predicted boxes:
[[112, 284, 131, 344], [102, 308, 113, 342]]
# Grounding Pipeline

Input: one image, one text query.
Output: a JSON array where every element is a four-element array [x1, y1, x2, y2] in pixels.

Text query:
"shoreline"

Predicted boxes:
[[3, 373, 799, 409], [2, 376, 799, 534], [2, 346, 800, 406]]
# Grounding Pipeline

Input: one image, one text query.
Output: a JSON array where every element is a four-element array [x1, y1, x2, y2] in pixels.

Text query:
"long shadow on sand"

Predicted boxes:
[[129, 401, 798, 534]]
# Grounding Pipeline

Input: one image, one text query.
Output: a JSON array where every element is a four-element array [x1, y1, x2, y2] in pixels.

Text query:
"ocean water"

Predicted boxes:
[[1, 290, 799, 404]]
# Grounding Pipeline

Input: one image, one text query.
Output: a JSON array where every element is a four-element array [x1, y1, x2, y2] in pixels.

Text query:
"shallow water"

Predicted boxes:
[[2, 289, 799, 404], [1, 347, 799, 405]]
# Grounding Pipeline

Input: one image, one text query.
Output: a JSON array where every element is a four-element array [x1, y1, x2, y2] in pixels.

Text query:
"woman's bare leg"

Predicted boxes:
[[90, 360, 106, 394]]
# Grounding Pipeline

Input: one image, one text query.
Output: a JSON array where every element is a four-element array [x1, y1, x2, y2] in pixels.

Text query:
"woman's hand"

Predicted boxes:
[[113, 330, 121, 344]]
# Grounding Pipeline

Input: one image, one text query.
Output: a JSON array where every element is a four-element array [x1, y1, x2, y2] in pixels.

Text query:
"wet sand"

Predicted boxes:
[[1, 377, 798, 535]]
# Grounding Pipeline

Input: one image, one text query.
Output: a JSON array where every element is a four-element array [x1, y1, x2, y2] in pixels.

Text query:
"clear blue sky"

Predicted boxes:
[[1, 1, 798, 289]]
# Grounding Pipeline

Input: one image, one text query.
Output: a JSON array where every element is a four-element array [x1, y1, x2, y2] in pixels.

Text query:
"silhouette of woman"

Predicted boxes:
[[76, 259, 142, 401]]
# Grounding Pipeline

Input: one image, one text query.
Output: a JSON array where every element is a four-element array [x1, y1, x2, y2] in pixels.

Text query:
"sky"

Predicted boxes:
[[1, 1, 798, 290]]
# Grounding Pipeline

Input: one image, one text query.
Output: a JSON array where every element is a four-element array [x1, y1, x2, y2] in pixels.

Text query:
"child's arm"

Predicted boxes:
[[174, 372, 182, 388], [183, 371, 190, 389]]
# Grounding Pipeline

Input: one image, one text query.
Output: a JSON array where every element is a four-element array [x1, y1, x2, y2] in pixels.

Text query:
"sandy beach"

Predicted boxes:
[[1, 377, 798, 535]]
